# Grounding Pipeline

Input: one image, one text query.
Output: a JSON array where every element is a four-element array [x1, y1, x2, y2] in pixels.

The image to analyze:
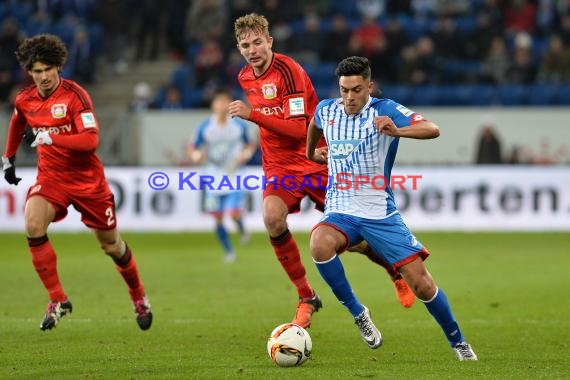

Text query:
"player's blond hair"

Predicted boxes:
[[234, 13, 270, 42]]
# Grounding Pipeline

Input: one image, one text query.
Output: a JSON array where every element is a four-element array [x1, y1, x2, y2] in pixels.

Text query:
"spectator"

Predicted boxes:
[[65, 25, 97, 84], [186, 0, 226, 43], [95, 0, 129, 75], [349, 14, 390, 81], [356, 0, 386, 20], [481, 35, 511, 84], [506, 32, 537, 84], [384, 18, 410, 83], [193, 38, 224, 87], [430, 14, 463, 59], [475, 123, 503, 164], [290, 13, 325, 65], [164, 0, 191, 60], [321, 13, 352, 63], [159, 86, 184, 110], [300, 0, 331, 15], [133, 0, 163, 61], [464, 13, 502, 60], [129, 82, 154, 113], [503, 0, 537, 36], [537, 34, 570, 83], [399, 36, 441, 85]]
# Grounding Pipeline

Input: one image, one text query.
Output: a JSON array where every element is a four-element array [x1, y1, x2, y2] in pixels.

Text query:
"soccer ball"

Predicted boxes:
[[267, 323, 312, 367]]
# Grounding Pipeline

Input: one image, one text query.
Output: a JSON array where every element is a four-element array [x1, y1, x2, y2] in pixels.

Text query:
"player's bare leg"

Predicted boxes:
[[24, 195, 72, 330], [95, 228, 152, 330], [264, 195, 321, 328], [347, 241, 415, 308]]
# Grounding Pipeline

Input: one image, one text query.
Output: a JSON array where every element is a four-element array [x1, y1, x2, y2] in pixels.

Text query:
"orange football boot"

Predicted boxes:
[[393, 277, 415, 308], [292, 294, 323, 328]]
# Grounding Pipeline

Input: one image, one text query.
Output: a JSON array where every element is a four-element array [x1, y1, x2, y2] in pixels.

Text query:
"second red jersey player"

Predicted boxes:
[[237, 51, 326, 179]]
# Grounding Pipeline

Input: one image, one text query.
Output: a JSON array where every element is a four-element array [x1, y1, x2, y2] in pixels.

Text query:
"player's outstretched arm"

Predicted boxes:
[[306, 119, 327, 164], [23, 128, 99, 151], [376, 116, 440, 140], [229, 99, 307, 139]]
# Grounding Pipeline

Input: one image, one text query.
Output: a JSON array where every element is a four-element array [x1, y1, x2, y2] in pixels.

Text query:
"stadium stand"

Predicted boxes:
[[0, 1, 569, 109]]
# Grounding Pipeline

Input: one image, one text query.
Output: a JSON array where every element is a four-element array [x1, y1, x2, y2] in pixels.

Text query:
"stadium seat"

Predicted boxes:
[[380, 85, 413, 105], [496, 85, 528, 106], [556, 85, 570, 105], [171, 65, 195, 90], [527, 84, 558, 105], [409, 85, 442, 106]]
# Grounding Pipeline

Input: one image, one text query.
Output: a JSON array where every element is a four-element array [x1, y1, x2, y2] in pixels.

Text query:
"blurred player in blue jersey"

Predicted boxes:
[[188, 89, 257, 263], [306, 56, 477, 361]]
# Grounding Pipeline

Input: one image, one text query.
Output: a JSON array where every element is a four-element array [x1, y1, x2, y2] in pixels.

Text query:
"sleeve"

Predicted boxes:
[[281, 61, 310, 120], [50, 130, 98, 151], [3, 105, 28, 158], [238, 120, 250, 144], [386, 99, 426, 128], [313, 100, 327, 130], [246, 58, 310, 138], [192, 120, 207, 148]]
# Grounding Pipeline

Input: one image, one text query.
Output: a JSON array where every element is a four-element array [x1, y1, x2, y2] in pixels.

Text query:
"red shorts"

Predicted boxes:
[[27, 179, 117, 230], [263, 171, 328, 213]]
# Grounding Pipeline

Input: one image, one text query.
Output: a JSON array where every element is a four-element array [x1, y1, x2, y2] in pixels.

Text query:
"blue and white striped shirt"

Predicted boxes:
[[314, 96, 418, 219]]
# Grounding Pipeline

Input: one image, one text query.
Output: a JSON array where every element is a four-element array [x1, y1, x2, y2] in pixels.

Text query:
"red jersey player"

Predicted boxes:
[[229, 13, 415, 329], [1, 34, 152, 331]]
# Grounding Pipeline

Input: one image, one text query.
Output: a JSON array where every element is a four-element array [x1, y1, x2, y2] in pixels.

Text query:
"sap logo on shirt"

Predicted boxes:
[[329, 139, 362, 160]]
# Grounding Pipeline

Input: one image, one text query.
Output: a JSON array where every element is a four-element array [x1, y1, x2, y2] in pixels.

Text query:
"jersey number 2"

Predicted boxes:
[[105, 207, 115, 226]]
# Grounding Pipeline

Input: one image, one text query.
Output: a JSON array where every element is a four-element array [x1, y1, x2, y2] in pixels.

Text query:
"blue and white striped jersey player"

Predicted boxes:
[[306, 56, 477, 361], [188, 89, 256, 263]]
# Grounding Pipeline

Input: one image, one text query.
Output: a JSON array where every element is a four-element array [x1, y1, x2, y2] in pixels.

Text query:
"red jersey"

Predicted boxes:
[[238, 52, 326, 178], [4, 78, 108, 193]]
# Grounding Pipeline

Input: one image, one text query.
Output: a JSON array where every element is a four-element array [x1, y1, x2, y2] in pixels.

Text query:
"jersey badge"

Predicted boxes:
[[329, 139, 362, 160], [81, 112, 97, 128], [289, 97, 305, 116], [396, 105, 414, 117], [262, 83, 277, 99], [51, 104, 67, 119]]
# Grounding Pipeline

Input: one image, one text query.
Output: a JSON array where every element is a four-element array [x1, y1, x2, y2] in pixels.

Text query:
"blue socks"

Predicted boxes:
[[423, 287, 464, 346], [234, 218, 245, 236], [315, 254, 363, 317], [215, 224, 232, 254]]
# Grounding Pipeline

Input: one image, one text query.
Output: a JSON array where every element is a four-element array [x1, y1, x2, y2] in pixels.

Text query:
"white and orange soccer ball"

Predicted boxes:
[[267, 323, 312, 367]]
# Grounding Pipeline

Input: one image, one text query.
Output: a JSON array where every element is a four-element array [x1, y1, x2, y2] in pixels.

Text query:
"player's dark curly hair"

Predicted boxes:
[[15, 34, 68, 71], [335, 56, 371, 81]]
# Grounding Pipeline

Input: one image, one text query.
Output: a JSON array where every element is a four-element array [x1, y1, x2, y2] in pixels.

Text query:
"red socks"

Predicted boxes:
[[28, 236, 144, 303], [28, 235, 67, 302], [270, 230, 314, 299], [113, 244, 145, 302]]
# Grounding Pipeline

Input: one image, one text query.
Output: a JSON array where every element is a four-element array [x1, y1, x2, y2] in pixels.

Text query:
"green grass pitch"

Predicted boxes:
[[0, 231, 568, 379]]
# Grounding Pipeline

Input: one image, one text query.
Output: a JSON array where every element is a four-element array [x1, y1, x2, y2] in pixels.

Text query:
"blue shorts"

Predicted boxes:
[[204, 191, 246, 214], [315, 212, 429, 268]]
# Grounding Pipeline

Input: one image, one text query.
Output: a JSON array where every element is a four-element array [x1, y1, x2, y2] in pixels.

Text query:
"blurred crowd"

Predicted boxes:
[[158, 0, 570, 108], [2, 0, 570, 110]]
